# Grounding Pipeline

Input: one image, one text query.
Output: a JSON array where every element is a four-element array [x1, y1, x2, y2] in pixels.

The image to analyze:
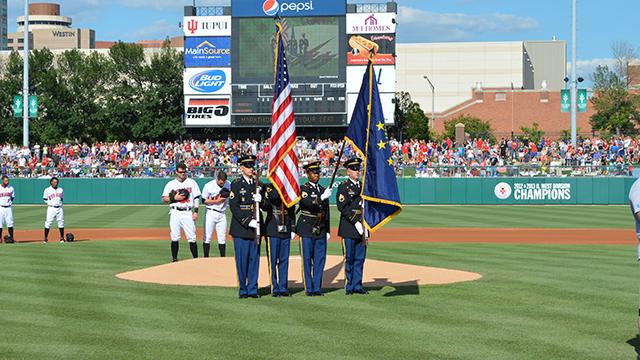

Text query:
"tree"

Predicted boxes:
[[611, 40, 638, 82], [392, 91, 431, 141], [0, 51, 25, 143], [591, 64, 640, 136], [519, 122, 544, 144], [443, 114, 495, 142]]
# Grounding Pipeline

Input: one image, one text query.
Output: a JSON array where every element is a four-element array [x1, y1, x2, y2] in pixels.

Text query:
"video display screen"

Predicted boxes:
[[232, 16, 346, 83]]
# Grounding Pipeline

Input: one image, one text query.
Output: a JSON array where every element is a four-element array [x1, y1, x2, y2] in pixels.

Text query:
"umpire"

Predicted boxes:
[[229, 155, 265, 299], [336, 158, 368, 295], [264, 183, 296, 297], [296, 161, 332, 296]]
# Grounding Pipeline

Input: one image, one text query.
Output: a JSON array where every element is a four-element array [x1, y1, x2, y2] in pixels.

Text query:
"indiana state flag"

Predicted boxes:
[[345, 60, 402, 233]]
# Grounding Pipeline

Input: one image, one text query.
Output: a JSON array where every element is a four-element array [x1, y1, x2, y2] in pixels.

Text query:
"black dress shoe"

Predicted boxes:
[[239, 294, 248, 299], [313, 291, 324, 296], [172, 258, 178, 262], [272, 293, 280, 298], [248, 294, 260, 299], [305, 292, 314, 296], [280, 292, 290, 297], [345, 291, 353, 295], [353, 289, 369, 295]]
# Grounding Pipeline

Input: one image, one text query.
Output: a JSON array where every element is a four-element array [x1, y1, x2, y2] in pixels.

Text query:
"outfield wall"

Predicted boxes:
[[8, 177, 635, 205]]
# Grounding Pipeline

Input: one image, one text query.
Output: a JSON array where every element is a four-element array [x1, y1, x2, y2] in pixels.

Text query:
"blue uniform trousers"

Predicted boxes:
[[343, 237, 367, 293], [267, 236, 291, 294], [233, 237, 260, 297], [301, 236, 327, 294]]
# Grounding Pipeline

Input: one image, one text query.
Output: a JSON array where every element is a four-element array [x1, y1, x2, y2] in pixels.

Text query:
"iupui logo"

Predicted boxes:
[[186, 98, 230, 120], [187, 19, 198, 35], [263, 0, 279, 16], [189, 70, 227, 93]]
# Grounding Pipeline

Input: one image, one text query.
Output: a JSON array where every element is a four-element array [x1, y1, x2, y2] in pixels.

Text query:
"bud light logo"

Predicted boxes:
[[263, 0, 279, 16], [189, 70, 227, 93]]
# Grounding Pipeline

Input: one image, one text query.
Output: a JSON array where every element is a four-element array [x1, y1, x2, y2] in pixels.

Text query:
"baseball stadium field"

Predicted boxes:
[[0, 204, 637, 359]]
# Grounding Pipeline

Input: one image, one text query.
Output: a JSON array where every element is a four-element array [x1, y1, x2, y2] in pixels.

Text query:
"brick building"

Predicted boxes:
[[434, 87, 595, 138]]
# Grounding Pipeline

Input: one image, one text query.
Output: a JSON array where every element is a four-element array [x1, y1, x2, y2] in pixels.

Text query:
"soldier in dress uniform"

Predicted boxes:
[[336, 157, 368, 295], [296, 161, 332, 296], [264, 183, 296, 297], [229, 155, 265, 299]]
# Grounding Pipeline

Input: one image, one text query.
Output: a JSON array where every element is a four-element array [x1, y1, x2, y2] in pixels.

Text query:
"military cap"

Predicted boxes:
[[238, 154, 257, 168], [303, 160, 321, 173], [343, 157, 363, 171]]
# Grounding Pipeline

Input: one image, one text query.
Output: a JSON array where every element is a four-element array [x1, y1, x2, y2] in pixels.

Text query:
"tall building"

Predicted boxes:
[[0, 0, 7, 50], [8, 2, 95, 50]]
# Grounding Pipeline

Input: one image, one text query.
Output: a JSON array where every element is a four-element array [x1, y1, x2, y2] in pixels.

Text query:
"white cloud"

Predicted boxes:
[[126, 19, 181, 41], [568, 58, 616, 78], [397, 6, 539, 42], [117, 0, 228, 11]]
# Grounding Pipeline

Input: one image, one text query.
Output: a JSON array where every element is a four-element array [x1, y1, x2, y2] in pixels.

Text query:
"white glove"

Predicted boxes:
[[248, 220, 258, 229], [355, 222, 364, 235], [252, 193, 262, 203], [320, 188, 333, 201], [326, 233, 331, 241], [291, 232, 297, 240]]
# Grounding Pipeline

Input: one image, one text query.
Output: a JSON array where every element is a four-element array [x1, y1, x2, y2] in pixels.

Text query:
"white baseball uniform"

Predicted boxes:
[[0, 184, 15, 228], [162, 178, 201, 242], [43, 186, 64, 229], [629, 177, 640, 259], [202, 179, 231, 245]]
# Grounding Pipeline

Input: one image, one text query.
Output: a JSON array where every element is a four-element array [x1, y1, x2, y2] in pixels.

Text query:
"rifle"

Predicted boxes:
[[253, 161, 261, 246]]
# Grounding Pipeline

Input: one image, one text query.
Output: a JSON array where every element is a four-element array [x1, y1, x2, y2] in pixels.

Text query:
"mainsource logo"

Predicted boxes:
[[189, 70, 227, 93], [263, 0, 279, 16]]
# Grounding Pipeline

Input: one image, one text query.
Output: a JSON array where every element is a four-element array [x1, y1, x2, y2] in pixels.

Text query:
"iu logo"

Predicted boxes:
[[365, 14, 378, 25], [263, 0, 279, 16], [187, 19, 198, 35]]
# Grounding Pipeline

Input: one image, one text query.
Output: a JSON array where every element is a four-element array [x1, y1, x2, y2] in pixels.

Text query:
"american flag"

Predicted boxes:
[[268, 22, 300, 208]]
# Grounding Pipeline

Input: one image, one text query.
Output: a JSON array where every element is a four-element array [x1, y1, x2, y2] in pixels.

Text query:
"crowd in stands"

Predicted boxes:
[[0, 136, 636, 178]]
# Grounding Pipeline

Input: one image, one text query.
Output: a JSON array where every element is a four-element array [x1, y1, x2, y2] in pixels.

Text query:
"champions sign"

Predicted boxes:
[[494, 182, 573, 202]]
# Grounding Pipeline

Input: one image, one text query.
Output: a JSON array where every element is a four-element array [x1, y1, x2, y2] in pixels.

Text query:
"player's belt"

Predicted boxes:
[[300, 210, 322, 217], [171, 207, 192, 211], [207, 208, 225, 213], [239, 205, 253, 210], [48, 205, 62, 208], [1, 205, 11, 208]]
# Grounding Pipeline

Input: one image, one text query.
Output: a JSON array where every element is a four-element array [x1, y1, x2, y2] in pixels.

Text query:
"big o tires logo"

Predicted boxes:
[[494, 182, 512, 200]]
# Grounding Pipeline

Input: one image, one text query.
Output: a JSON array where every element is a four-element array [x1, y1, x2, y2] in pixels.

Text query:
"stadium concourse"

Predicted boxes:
[[0, 136, 636, 178]]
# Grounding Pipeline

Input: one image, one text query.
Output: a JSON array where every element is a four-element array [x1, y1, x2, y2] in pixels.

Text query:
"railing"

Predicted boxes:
[[0, 163, 633, 178]]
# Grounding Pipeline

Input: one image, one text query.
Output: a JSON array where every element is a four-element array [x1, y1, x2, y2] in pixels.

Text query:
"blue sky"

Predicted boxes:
[[7, 0, 639, 78]]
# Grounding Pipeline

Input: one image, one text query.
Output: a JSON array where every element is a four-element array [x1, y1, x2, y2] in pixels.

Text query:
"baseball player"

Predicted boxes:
[[629, 176, 640, 260], [0, 175, 15, 243], [43, 177, 65, 243], [162, 163, 201, 262], [202, 171, 231, 257]]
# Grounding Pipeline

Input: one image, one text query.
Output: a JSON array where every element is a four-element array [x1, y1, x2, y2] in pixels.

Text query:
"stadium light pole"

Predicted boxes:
[[22, 0, 29, 147], [570, 0, 577, 147], [423, 75, 435, 129]]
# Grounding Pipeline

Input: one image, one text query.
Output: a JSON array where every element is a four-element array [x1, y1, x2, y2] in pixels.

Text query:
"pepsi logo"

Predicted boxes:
[[263, 0, 279, 16]]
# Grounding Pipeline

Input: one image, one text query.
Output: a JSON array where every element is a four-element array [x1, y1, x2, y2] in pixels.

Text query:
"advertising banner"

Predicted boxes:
[[232, 0, 346, 17], [347, 33, 395, 65], [184, 37, 231, 67], [183, 16, 231, 36], [184, 96, 231, 126], [346, 13, 396, 34], [346, 65, 395, 93], [183, 68, 232, 95], [347, 92, 395, 125]]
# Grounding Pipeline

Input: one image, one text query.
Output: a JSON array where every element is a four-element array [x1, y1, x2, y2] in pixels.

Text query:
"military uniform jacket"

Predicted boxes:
[[336, 179, 363, 239], [295, 181, 330, 238], [229, 176, 266, 239], [263, 184, 296, 238]]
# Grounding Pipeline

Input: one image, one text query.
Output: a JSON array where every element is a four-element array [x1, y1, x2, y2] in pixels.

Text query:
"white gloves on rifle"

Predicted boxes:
[[291, 232, 297, 240], [320, 188, 333, 201], [252, 193, 262, 203], [355, 222, 364, 235], [326, 233, 331, 241], [248, 220, 259, 229]]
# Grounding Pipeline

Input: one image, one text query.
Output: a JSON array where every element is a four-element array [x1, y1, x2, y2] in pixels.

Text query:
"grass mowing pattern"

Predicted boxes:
[[0, 240, 637, 359], [9, 205, 634, 230]]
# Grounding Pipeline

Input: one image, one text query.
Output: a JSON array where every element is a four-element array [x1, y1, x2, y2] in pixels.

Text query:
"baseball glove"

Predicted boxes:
[[65, 233, 75, 242], [218, 188, 231, 198], [178, 189, 190, 199]]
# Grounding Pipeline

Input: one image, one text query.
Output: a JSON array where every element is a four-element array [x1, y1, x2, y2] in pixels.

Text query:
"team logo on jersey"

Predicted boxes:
[[263, 0, 279, 16], [494, 182, 512, 200]]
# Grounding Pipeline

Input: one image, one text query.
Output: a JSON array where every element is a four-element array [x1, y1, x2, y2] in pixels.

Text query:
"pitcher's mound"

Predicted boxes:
[[116, 255, 481, 288]]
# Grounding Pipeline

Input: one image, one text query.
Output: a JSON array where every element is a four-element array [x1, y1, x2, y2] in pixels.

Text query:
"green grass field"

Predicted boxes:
[[0, 205, 638, 359]]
